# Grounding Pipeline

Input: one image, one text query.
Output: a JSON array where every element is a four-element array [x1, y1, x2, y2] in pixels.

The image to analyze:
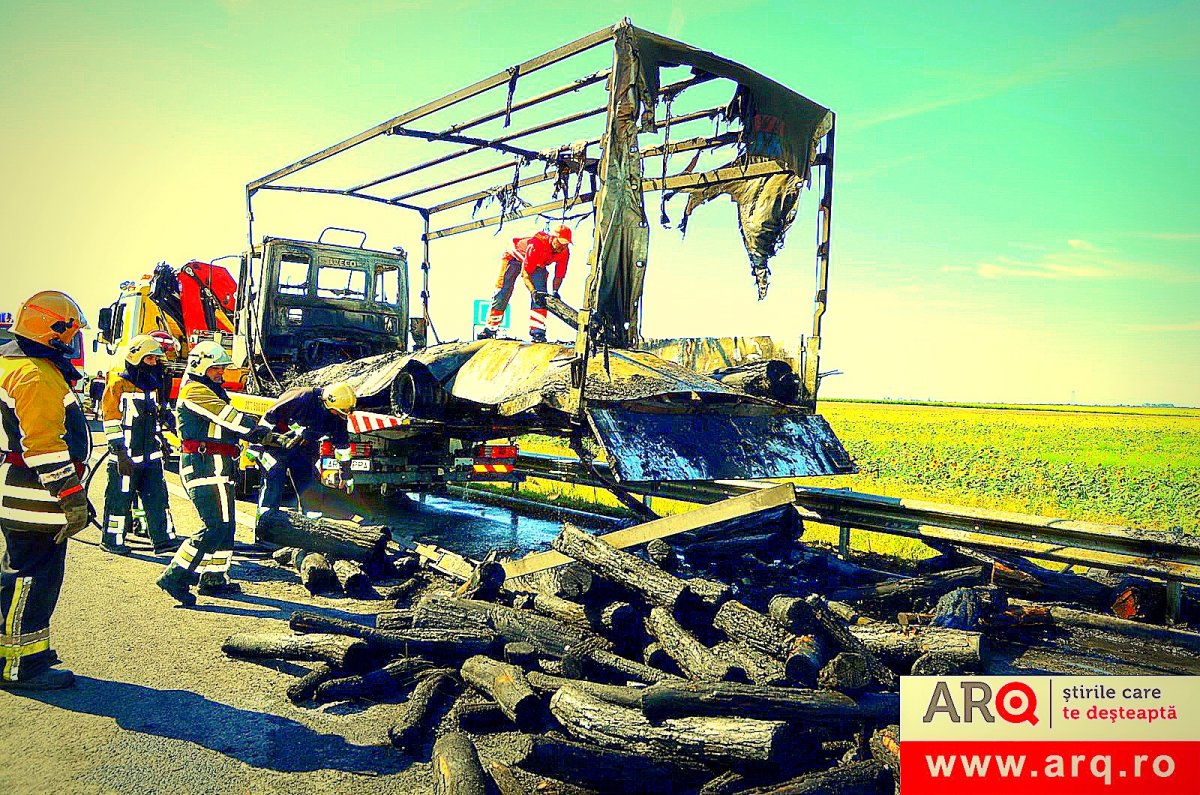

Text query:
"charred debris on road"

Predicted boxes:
[[225, 488, 1199, 795]]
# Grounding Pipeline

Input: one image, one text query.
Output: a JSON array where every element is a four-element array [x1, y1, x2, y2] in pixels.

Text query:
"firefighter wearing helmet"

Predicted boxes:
[[98, 335, 179, 556], [0, 291, 91, 690], [250, 381, 357, 544], [478, 225, 572, 343], [156, 341, 255, 605]]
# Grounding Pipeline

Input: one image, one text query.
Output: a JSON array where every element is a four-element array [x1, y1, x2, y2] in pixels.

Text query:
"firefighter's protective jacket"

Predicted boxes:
[[508, 232, 569, 284], [0, 339, 91, 532], [175, 376, 254, 445], [101, 367, 164, 464], [259, 387, 349, 449]]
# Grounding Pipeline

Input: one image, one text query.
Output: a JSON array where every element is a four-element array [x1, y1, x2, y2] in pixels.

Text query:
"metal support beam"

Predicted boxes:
[[803, 118, 835, 409], [641, 159, 789, 192], [425, 160, 789, 238], [440, 69, 610, 135], [354, 105, 606, 194], [256, 184, 427, 213], [247, 24, 615, 191], [427, 193, 595, 239]]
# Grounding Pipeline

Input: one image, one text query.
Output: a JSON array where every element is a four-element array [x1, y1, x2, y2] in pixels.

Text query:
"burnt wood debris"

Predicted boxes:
[[224, 503, 1199, 794]]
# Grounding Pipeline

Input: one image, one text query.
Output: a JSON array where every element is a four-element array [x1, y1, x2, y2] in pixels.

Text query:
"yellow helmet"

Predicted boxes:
[[320, 382, 357, 416], [185, 340, 232, 377], [14, 291, 88, 352], [126, 334, 166, 366]]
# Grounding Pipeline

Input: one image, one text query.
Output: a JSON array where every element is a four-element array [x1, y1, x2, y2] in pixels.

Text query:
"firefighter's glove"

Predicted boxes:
[[160, 438, 174, 460], [115, 449, 136, 477], [54, 485, 90, 544], [158, 407, 176, 433], [245, 424, 270, 445], [280, 428, 305, 450], [552, 290, 561, 300]]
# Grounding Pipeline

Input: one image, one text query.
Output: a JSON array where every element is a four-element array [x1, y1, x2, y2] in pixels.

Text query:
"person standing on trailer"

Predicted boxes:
[[478, 226, 572, 343], [252, 382, 357, 542], [0, 291, 90, 690], [156, 341, 254, 605], [98, 334, 179, 556]]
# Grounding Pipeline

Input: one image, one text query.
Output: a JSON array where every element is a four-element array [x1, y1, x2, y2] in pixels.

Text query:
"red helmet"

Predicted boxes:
[[553, 225, 573, 246], [149, 330, 179, 357]]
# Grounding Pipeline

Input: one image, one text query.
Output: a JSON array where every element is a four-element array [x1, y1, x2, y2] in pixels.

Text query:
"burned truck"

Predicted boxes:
[[245, 20, 853, 497]]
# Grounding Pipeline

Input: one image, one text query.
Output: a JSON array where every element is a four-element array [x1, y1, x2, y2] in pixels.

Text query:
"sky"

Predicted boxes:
[[1, 0, 1197, 405]]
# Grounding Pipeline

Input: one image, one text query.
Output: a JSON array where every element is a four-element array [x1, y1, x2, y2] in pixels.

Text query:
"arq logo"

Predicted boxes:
[[922, 680, 1039, 726]]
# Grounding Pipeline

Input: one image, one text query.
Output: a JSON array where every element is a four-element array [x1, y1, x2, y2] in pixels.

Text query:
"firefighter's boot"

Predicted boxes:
[[156, 565, 196, 607], [476, 327, 497, 340], [529, 330, 547, 344], [198, 573, 241, 596], [0, 667, 75, 691]]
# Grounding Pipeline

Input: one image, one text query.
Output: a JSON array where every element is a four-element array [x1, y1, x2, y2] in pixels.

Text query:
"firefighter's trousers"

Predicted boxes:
[[166, 452, 235, 582], [488, 258, 548, 334], [1, 528, 65, 682], [256, 446, 316, 529], [102, 460, 175, 549]]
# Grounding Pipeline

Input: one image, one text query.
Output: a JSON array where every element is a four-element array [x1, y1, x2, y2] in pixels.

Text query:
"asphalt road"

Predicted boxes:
[[0, 431, 535, 794]]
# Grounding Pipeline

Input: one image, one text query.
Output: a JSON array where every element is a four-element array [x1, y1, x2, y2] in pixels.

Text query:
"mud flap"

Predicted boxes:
[[586, 406, 856, 482]]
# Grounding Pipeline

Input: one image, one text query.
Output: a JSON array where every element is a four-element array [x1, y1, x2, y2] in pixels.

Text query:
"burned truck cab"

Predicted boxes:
[[238, 234, 408, 384]]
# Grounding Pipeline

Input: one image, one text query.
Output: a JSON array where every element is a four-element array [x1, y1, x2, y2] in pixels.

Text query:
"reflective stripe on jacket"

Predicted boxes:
[[176, 377, 254, 445], [101, 372, 163, 463]]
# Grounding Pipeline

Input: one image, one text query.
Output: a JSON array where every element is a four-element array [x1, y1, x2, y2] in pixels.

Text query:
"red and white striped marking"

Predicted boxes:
[[349, 411, 406, 433]]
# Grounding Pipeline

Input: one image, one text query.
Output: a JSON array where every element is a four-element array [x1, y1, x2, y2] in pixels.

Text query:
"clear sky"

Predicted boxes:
[[2, 0, 1197, 405]]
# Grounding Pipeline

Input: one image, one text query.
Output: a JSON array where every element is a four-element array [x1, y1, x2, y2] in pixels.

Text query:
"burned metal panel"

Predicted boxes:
[[587, 406, 855, 482]]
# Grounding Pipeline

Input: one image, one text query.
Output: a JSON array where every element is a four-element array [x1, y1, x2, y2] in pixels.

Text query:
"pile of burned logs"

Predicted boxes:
[[257, 509, 423, 598], [226, 506, 1200, 794]]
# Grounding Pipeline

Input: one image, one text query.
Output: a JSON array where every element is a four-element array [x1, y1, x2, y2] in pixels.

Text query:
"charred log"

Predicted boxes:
[[550, 685, 797, 764], [460, 655, 541, 731], [222, 632, 372, 670]]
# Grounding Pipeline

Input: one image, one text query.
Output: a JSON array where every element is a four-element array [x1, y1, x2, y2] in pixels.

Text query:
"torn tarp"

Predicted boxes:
[[677, 155, 802, 300], [629, 26, 832, 181]]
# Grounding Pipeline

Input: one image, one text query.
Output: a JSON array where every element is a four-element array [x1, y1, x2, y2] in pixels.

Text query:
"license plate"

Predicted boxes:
[[349, 459, 371, 472], [320, 457, 339, 470]]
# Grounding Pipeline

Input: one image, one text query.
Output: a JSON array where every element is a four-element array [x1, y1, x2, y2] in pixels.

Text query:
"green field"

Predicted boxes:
[[810, 400, 1199, 535], [511, 400, 1200, 555]]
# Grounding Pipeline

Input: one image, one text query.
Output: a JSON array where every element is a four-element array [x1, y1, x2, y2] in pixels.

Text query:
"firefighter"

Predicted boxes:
[[0, 291, 90, 690], [87, 371, 106, 418], [252, 382, 356, 541], [156, 341, 254, 605], [478, 225, 572, 343], [99, 334, 179, 556]]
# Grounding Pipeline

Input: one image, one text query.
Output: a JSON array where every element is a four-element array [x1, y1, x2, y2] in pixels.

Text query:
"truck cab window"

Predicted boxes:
[[374, 267, 401, 305], [317, 266, 367, 300], [278, 253, 311, 296]]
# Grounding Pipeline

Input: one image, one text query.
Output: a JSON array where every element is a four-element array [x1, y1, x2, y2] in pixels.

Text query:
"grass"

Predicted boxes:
[[507, 399, 1200, 560]]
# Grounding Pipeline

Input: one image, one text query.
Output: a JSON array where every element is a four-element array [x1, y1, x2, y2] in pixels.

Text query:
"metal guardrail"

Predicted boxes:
[[515, 452, 1200, 587]]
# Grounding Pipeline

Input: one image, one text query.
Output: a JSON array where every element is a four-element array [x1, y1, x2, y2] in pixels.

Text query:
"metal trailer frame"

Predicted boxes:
[[245, 20, 836, 410]]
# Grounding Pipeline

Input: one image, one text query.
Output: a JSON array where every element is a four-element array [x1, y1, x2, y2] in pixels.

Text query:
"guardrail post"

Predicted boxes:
[[838, 525, 852, 560], [1166, 581, 1183, 625]]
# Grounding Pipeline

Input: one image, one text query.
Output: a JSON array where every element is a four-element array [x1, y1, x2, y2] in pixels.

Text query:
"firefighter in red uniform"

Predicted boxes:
[[478, 226, 572, 343]]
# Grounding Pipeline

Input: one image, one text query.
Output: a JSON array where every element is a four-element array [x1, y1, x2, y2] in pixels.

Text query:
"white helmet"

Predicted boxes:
[[125, 334, 166, 366], [320, 382, 357, 416], [185, 340, 232, 377]]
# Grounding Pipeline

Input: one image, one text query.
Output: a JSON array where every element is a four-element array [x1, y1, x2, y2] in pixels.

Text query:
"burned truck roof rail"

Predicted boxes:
[[246, 19, 837, 413]]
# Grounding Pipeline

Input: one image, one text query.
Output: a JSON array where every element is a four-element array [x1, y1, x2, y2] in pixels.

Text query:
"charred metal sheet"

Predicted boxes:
[[587, 406, 855, 482]]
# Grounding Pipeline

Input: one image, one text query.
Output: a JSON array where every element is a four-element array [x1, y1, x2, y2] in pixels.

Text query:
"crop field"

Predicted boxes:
[[812, 400, 1199, 535], [510, 400, 1199, 559]]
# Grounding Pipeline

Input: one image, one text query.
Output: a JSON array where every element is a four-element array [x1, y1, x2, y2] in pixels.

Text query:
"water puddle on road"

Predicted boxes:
[[383, 493, 567, 560]]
